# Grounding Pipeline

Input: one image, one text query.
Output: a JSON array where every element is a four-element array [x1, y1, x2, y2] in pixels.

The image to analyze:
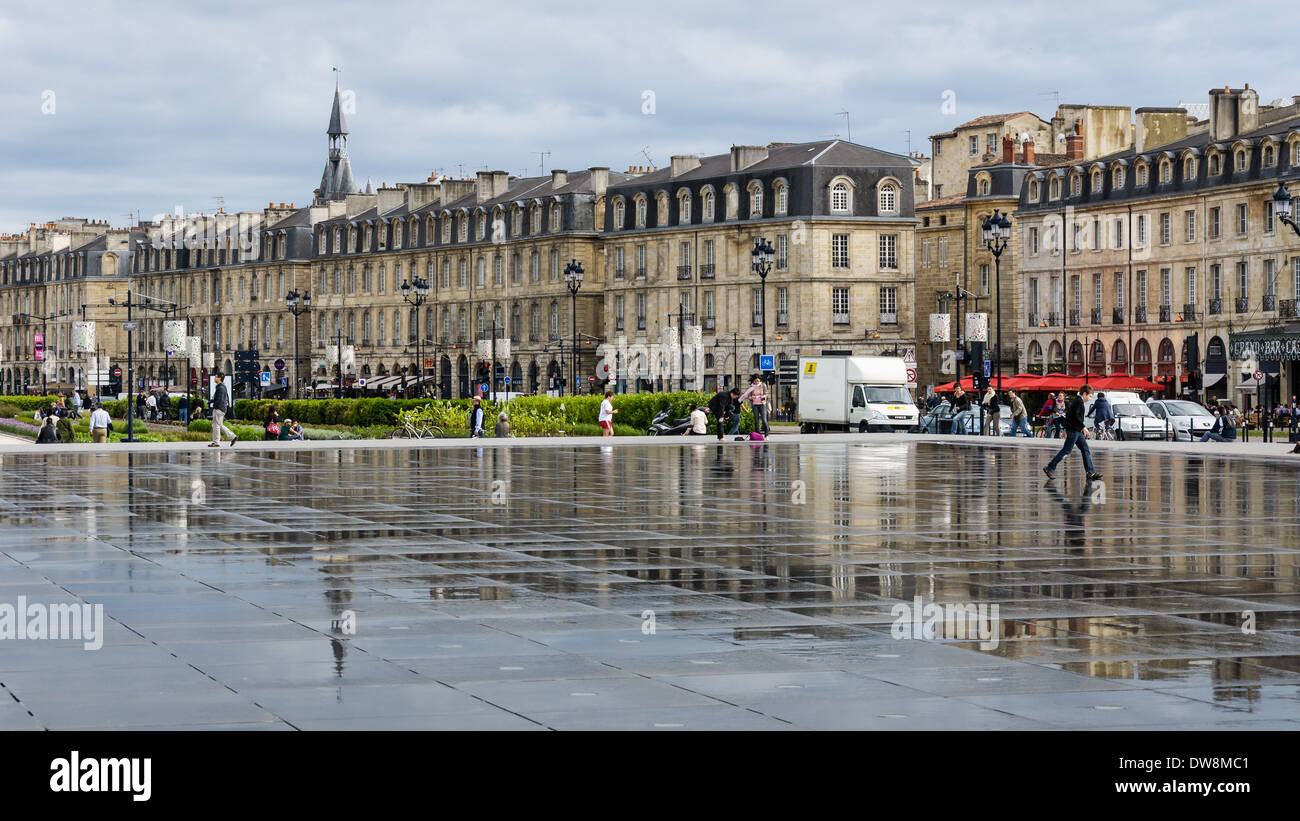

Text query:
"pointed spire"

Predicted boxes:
[[364, 178, 374, 195], [328, 81, 348, 138]]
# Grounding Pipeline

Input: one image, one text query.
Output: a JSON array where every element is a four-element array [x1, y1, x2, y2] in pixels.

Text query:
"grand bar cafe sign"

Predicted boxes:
[[1229, 331, 1300, 361]]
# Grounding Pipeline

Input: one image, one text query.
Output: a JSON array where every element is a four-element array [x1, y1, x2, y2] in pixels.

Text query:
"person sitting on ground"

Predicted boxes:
[[683, 405, 709, 435], [56, 413, 74, 443], [36, 415, 59, 444], [280, 418, 302, 441], [494, 412, 511, 438], [1201, 407, 1236, 442]]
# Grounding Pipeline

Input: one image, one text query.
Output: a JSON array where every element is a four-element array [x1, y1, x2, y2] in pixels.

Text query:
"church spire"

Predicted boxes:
[[328, 81, 348, 139], [315, 77, 357, 205]]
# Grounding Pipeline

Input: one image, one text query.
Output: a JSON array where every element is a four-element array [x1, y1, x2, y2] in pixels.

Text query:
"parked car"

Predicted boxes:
[[1146, 398, 1216, 441], [919, 401, 957, 434], [951, 404, 1013, 436], [1086, 392, 1165, 440]]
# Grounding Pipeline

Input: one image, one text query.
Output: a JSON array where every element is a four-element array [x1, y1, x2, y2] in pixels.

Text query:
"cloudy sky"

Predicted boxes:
[[1, 0, 1295, 233]]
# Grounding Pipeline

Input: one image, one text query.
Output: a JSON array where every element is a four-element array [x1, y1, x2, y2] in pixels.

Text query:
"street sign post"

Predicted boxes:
[[759, 354, 775, 371], [259, 372, 271, 387], [1254, 371, 1264, 382], [122, 321, 138, 332]]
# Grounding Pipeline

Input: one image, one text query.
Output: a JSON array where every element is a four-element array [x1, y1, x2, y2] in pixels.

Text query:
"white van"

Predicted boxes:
[[1085, 390, 1166, 440], [797, 355, 918, 433]]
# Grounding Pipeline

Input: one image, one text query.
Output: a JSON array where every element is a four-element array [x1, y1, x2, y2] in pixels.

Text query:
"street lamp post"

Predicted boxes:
[[564, 260, 584, 396], [981, 210, 1013, 394], [20, 310, 70, 398], [751, 237, 775, 373], [106, 293, 139, 442], [284, 289, 311, 399], [400, 276, 430, 398]]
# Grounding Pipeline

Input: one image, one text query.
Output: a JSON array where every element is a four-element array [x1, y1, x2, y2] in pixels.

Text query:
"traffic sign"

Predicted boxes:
[[504, 377, 512, 385], [281, 377, 288, 387], [122, 321, 138, 332], [759, 354, 775, 371], [1254, 371, 1264, 382], [983, 360, 991, 378], [588, 376, 595, 383], [906, 368, 917, 385], [113, 367, 122, 377], [903, 348, 916, 365], [358, 378, 367, 387], [274, 358, 285, 371], [259, 371, 271, 387], [480, 383, 489, 394]]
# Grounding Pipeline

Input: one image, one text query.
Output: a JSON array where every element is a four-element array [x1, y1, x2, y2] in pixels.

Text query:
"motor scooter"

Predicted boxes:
[[647, 407, 694, 436]]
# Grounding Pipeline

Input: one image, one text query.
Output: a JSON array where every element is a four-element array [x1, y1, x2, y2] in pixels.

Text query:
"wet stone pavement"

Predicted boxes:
[[2, 440, 1300, 730]]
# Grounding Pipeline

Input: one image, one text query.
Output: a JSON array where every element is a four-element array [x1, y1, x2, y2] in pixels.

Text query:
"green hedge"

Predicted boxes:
[[225, 392, 752, 434], [0, 395, 66, 411]]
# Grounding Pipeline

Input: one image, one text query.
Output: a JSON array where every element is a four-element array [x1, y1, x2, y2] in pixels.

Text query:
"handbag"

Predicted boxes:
[[267, 422, 281, 436], [106, 421, 114, 433]]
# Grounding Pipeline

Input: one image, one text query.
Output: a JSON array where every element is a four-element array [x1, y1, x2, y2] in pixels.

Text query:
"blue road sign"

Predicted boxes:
[[259, 371, 271, 387], [983, 360, 991, 378], [280, 377, 288, 387], [480, 383, 489, 394], [759, 354, 775, 371], [504, 377, 512, 385]]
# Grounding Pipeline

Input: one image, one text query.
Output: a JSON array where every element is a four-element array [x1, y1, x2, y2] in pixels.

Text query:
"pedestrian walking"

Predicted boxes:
[[208, 373, 238, 448], [951, 386, 972, 413], [468, 396, 485, 438], [71, 390, 82, 419], [598, 389, 617, 437], [1043, 384, 1101, 482], [740, 375, 770, 435], [89, 402, 111, 444], [980, 386, 999, 436], [145, 390, 158, 421], [177, 392, 190, 424], [1007, 389, 1032, 437], [708, 387, 741, 441]]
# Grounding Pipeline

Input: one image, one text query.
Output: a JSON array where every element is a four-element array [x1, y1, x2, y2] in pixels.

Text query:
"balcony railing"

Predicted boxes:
[[1069, 309, 1081, 326], [1184, 303, 1199, 321], [1208, 298, 1222, 315], [677, 265, 692, 280], [635, 266, 646, 278], [1047, 312, 1062, 327], [1264, 294, 1277, 311], [832, 312, 850, 326], [615, 320, 624, 331], [1235, 297, 1248, 314], [881, 312, 898, 325], [700, 264, 715, 279], [614, 266, 625, 279], [1090, 308, 1102, 325], [1028, 311, 1039, 326], [1159, 304, 1172, 322], [1135, 306, 1147, 323], [529, 333, 539, 342], [703, 317, 716, 330], [1282, 299, 1298, 318], [1112, 308, 1124, 324], [776, 311, 788, 326]]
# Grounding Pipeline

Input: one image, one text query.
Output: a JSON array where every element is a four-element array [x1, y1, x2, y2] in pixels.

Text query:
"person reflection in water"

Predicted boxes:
[[1046, 481, 1093, 554]]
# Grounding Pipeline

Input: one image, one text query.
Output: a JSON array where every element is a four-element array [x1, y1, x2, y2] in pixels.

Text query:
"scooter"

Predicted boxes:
[[647, 408, 694, 436]]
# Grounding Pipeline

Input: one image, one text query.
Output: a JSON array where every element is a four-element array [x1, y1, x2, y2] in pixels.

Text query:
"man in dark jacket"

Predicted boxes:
[[468, 396, 485, 437], [208, 373, 238, 448], [1043, 384, 1101, 481], [1200, 408, 1236, 442], [36, 416, 59, 444], [951, 386, 972, 413], [708, 388, 741, 441]]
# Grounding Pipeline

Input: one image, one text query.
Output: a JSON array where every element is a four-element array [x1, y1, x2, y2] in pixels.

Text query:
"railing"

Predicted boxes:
[[529, 333, 539, 342], [881, 312, 898, 325], [832, 312, 850, 326], [614, 266, 624, 279], [636, 266, 646, 278], [752, 313, 764, 327], [1282, 299, 1298, 318], [1184, 303, 1199, 321], [1264, 294, 1276, 311], [1069, 309, 1081, 326], [1090, 308, 1102, 324], [1159, 304, 1172, 322], [677, 265, 692, 280], [615, 320, 624, 331], [1048, 312, 1062, 327], [700, 264, 715, 279], [776, 311, 788, 326], [1112, 308, 1124, 323], [1235, 297, 1248, 314], [1208, 298, 1222, 315], [703, 317, 716, 330], [1028, 311, 1039, 326], [1135, 306, 1147, 323]]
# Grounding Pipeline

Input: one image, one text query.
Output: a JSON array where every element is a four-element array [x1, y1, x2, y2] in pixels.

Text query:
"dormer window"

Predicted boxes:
[[977, 178, 990, 196], [458, 216, 468, 242], [1264, 144, 1276, 168], [613, 200, 625, 229], [1184, 157, 1196, 180], [442, 217, 451, 243], [775, 182, 788, 215], [635, 197, 647, 228], [477, 214, 487, 241], [532, 207, 541, 234], [1070, 174, 1080, 196], [703, 190, 715, 221], [1113, 167, 1125, 188], [678, 191, 691, 224], [394, 222, 403, 248], [551, 205, 560, 232], [1136, 164, 1148, 186], [1209, 153, 1221, 175], [830, 181, 851, 213], [748, 183, 762, 217], [1159, 161, 1171, 183], [1091, 171, 1102, 192], [1235, 149, 1248, 172], [1029, 180, 1040, 202], [1050, 178, 1060, 199], [878, 182, 898, 213]]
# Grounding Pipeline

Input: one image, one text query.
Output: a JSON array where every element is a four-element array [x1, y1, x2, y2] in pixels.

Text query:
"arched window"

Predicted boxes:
[[1112, 339, 1127, 365], [774, 181, 788, 215], [1159, 161, 1171, 183], [977, 178, 990, 196], [878, 182, 898, 213], [1184, 157, 1196, 180], [1091, 171, 1102, 192], [1234, 149, 1247, 172], [678, 190, 691, 224], [1029, 180, 1040, 201], [703, 189, 715, 221], [1113, 167, 1125, 188], [635, 197, 647, 228], [831, 182, 850, 213], [1136, 163, 1148, 186], [1264, 144, 1276, 168], [747, 182, 762, 217], [613, 199, 625, 229], [1050, 178, 1061, 199], [1208, 152, 1221, 175]]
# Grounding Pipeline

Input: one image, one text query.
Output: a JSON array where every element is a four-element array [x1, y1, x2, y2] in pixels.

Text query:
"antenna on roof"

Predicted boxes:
[[835, 111, 851, 142], [904, 129, 911, 155], [533, 151, 551, 174], [640, 146, 655, 167], [1039, 91, 1061, 110], [213, 196, 225, 212]]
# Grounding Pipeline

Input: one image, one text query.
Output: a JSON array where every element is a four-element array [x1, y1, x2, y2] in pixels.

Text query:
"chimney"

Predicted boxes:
[[1023, 139, 1036, 165], [670, 154, 701, 177], [551, 169, 568, 189], [1134, 107, 1190, 152], [1209, 85, 1260, 141], [1001, 134, 1014, 163], [476, 170, 511, 202], [588, 166, 610, 196], [729, 145, 769, 172], [1065, 122, 1084, 161]]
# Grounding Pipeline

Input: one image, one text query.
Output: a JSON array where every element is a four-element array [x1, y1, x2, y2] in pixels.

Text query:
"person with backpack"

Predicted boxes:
[[1091, 391, 1115, 438]]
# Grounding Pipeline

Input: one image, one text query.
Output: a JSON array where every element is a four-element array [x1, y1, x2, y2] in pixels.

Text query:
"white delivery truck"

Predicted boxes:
[[797, 355, 918, 433]]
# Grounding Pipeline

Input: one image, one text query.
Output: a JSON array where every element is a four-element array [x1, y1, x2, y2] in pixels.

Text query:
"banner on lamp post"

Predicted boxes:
[[965, 313, 989, 343], [326, 345, 339, 366], [186, 336, 201, 360], [341, 345, 355, 374], [72, 322, 96, 352], [929, 314, 951, 343], [202, 352, 214, 369], [164, 321, 187, 354]]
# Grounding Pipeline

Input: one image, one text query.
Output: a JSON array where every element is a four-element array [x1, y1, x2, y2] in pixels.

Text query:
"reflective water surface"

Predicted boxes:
[[1, 441, 1298, 729]]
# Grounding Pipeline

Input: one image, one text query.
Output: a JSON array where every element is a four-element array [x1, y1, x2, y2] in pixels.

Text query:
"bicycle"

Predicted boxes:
[[1093, 422, 1115, 441], [388, 420, 445, 439]]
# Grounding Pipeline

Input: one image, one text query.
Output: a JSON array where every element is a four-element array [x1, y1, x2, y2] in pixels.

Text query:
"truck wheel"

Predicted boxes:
[[859, 420, 869, 434]]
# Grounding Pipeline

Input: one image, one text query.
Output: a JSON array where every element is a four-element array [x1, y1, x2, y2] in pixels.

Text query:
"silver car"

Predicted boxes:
[[951, 404, 1013, 436], [1146, 399, 1216, 442]]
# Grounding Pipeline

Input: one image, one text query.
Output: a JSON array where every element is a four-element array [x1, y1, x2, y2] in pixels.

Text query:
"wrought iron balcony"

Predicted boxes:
[[832, 312, 850, 326], [1208, 298, 1222, 315], [1090, 308, 1102, 325], [1134, 306, 1147, 323], [703, 317, 716, 330], [881, 312, 898, 325], [700, 264, 715, 279], [1235, 297, 1248, 314], [677, 265, 692, 280], [1184, 303, 1199, 321], [1048, 312, 1062, 327], [614, 265, 625, 279], [1069, 309, 1081, 326], [1263, 294, 1276, 311], [1159, 304, 1172, 322], [635, 266, 646, 278], [1282, 299, 1298, 318], [1027, 311, 1039, 326], [776, 311, 788, 326], [1112, 308, 1124, 323]]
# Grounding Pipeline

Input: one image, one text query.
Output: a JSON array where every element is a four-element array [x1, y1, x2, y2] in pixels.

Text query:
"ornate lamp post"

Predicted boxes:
[[400, 275, 430, 398], [564, 260, 584, 395], [284, 289, 311, 399], [750, 237, 775, 370], [981, 209, 1012, 393]]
